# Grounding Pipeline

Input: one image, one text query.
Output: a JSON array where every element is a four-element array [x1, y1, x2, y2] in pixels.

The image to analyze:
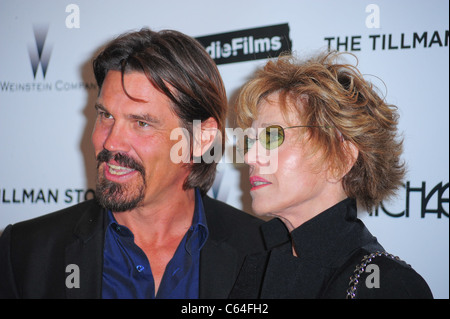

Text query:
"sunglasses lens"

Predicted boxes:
[[261, 125, 284, 150], [243, 125, 285, 154]]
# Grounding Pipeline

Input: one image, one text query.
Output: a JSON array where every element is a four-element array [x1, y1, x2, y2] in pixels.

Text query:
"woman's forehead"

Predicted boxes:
[[254, 93, 305, 126]]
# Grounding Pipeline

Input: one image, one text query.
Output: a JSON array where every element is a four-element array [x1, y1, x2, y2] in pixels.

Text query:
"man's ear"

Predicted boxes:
[[192, 117, 219, 158]]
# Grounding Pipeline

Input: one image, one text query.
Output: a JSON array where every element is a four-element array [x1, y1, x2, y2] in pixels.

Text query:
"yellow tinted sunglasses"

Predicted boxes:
[[244, 125, 328, 154]]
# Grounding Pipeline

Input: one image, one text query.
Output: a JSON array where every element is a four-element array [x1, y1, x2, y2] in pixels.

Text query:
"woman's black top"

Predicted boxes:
[[229, 198, 433, 299]]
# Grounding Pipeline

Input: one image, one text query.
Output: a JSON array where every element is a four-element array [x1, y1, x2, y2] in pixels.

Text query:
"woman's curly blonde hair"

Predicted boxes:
[[236, 51, 406, 212]]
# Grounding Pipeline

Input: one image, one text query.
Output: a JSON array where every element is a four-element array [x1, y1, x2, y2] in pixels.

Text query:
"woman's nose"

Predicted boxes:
[[244, 139, 274, 168]]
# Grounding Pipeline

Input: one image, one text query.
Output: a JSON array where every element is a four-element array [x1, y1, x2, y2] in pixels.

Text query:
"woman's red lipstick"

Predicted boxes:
[[249, 176, 272, 191]]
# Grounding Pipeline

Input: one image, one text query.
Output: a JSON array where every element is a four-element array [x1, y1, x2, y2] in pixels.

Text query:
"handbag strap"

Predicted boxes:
[[346, 251, 404, 299]]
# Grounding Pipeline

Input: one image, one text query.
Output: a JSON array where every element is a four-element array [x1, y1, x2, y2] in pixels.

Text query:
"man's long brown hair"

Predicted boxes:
[[93, 28, 227, 195]]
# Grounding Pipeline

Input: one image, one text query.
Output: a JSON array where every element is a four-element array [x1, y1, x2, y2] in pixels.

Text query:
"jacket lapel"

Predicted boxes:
[[65, 201, 105, 299], [199, 237, 238, 298], [199, 196, 239, 298]]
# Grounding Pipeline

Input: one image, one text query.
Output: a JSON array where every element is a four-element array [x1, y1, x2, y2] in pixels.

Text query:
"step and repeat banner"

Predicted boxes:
[[0, 0, 448, 298]]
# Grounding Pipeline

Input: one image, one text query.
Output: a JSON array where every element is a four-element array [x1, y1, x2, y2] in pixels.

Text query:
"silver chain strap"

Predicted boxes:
[[346, 251, 404, 299]]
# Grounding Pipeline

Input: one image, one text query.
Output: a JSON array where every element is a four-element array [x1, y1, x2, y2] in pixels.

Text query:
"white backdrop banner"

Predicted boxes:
[[0, 0, 448, 298]]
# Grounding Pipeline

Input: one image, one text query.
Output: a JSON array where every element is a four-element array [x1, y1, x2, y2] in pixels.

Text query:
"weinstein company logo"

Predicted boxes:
[[196, 23, 292, 65], [29, 24, 52, 79], [1, 24, 97, 93]]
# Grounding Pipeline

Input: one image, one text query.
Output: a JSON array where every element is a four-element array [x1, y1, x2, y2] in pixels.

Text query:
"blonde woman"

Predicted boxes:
[[230, 52, 433, 299]]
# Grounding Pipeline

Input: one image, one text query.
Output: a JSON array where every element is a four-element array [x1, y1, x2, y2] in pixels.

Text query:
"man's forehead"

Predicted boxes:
[[102, 71, 160, 99]]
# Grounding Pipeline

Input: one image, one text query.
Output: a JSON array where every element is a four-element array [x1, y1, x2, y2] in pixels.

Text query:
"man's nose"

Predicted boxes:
[[103, 123, 130, 153]]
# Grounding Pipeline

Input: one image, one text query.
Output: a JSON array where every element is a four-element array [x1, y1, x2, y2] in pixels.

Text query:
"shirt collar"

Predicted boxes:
[[289, 198, 358, 264], [186, 188, 209, 254], [262, 198, 373, 266], [106, 188, 209, 255]]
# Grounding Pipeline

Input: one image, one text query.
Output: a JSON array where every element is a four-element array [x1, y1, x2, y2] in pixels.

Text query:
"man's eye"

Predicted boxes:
[[137, 121, 149, 128], [99, 111, 113, 119]]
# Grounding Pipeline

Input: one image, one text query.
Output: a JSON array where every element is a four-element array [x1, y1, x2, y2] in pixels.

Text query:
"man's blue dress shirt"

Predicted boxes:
[[102, 189, 208, 299]]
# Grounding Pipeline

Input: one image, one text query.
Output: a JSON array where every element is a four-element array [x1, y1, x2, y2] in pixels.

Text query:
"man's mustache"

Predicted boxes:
[[96, 149, 145, 176]]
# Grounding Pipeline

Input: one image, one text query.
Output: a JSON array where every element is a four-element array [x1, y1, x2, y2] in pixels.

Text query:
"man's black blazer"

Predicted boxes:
[[0, 196, 265, 298]]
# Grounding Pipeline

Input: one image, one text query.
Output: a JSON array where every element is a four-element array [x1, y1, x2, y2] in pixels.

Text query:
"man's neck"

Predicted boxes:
[[111, 188, 197, 294], [112, 188, 196, 245]]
